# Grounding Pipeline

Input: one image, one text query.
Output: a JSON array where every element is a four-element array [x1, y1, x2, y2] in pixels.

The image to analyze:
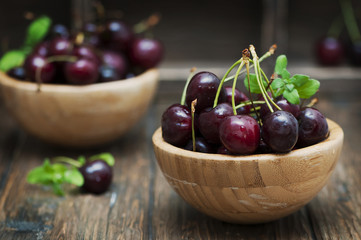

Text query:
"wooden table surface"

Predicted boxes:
[[0, 80, 360, 240]]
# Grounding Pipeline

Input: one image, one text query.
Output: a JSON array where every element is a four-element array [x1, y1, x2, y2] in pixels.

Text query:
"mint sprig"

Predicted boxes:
[[26, 153, 114, 196], [0, 15, 51, 72], [271, 55, 320, 104]]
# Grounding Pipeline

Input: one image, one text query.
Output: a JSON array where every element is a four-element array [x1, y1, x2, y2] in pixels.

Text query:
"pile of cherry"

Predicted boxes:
[[7, 18, 163, 85], [161, 46, 329, 155]]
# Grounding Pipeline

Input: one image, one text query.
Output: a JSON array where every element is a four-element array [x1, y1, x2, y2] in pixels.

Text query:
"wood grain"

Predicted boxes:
[[0, 69, 158, 147], [0, 80, 359, 239]]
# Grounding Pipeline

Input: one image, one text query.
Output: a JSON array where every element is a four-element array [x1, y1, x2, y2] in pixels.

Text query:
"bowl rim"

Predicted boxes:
[[152, 118, 344, 162], [0, 68, 158, 93]]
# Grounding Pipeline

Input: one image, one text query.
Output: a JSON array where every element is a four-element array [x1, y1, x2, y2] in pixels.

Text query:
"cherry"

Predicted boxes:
[[72, 46, 100, 66], [256, 138, 273, 154], [101, 20, 134, 52], [101, 51, 128, 77], [260, 98, 300, 120], [49, 24, 70, 39], [32, 42, 49, 57], [315, 37, 344, 66], [184, 137, 215, 153], [219, 115, 260, 154], [64, 59, 99, 85], [262, 111, 298, 153], [185, 71, 226, 113], [129, 38, 163, 69], [198, 103, 233, 144], [224, 87, 251, 114], [297, 107, 329, 147], [24, 54, 56, 83], [7, 66, 26, 80], [79, 159, 113, 194], [217, 145, 232, 155], [83, 23, 101, 47], [98, 65, 121, 82], [161, 104, 192, 147], [48, 38, 72, 56]]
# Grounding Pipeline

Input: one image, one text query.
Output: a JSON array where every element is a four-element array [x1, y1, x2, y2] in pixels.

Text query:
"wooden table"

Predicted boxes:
[[0, 79, 360, 239]]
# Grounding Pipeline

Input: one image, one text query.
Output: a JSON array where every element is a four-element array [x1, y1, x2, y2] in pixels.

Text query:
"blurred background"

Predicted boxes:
[[0, 0, 360, 81]]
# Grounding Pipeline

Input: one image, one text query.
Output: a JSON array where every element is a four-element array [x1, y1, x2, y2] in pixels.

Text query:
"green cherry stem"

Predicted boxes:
[[339, 0, 361, 43], [191, 99, 197, 152], [224, 44, 277, 83], [256, 60, 281, 111], [180, 67, 197, 105], [52, 156, 82, 168], [250, 45, 273, 113], [213, 59, 243, 108], [235, 100, 265, 109], [35, 55, 77, 92], [327, 15, 344, 37], [260, 69, 275, 97], [231, 61, 245, 115]]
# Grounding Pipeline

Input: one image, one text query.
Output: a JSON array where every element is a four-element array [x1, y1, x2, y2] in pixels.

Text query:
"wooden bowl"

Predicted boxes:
[[0, 69, 159, 147], [152, 119, 343, 224]]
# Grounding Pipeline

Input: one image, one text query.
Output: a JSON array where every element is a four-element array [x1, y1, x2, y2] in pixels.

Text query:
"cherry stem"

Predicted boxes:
[[133, 13, 161, 34], [231, 61, 245, 115], [327, 15, 344, 37], [245, 56, 261, 125], [191, 99, 197, 152], [306, 98, 318, 107], [339, 0, 361, 43], [261, 69, 275, 98], [235, 100, 265, 109], [213, 58, 243, 108], [224, 44, 277, 83], [36, 55, 77, 92], [180, 67, 197, 105], [52, 156, 82, 168]]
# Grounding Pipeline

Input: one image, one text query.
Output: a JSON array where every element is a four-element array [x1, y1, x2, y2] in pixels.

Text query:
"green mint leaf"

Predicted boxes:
[[280, 69, 290, 79], [271, 78, 284, 89], [24, 16, 52, 48], [0, 50, 26, 72], [243, 74, 267, 94], [78, 156, 86, 166], [64, 168, 84, 186], [89, 153, 115, 166], [285, 83, 294, 92], [283, 89, 300, 104], [296, 79, 320, 99], [274, 88, 284, 98], [274, 55, 287, 75], [27, 165, 53, 185], [52, 183, 65, 196], [291, 74, 309, 87]]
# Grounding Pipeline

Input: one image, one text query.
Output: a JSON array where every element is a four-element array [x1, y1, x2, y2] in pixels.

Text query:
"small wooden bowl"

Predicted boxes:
[[152, 119, 343, 224], [0, 69, 159, 147]]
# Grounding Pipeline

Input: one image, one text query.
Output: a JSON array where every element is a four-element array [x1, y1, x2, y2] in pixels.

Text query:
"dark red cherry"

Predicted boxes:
[[24, 54, 56, 83], [48, 38, 72, 56], [260, 98, 300, 120], [224, 86, 251, 115], [185, 71, 226, 113], [101, 51, 128, 78], [72, 46, 100, 66], [184, 137, 216, 153], [219, 115, 260, 154], [217, 145, 232, 155], [98, 65, 121, 82], [32, 42, 49, 57], [7, 66, 26, 80], [198, 103, 234, 144], [64, 59, 99, 85], [49, 24, 70, 39], [79, 160, 113, 194], [161, 104, 192, 147], [262, 111, 298, 153], [297, 107, 329, 147], [101, 20, 134, 52], [315, 37, 344, 66], [130, 38, 163, 69], [256, 138, 273, 154]]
